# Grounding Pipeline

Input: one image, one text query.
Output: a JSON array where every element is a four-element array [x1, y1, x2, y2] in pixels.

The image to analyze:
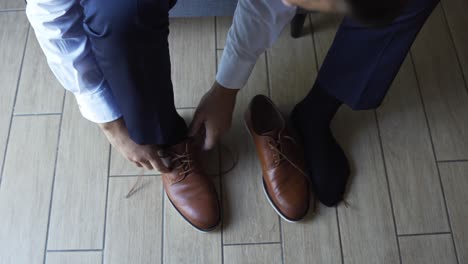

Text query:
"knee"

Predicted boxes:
[[82, 0, 138, 37], [82, 0, 169, 37], [396, 0, 439, 21]]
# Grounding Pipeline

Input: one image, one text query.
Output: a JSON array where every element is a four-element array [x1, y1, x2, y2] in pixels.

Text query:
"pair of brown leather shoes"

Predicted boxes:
[[245, 95, 313, 222], [162, 95, 312, 231]]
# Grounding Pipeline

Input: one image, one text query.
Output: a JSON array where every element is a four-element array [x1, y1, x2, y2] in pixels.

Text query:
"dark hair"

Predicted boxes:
[[346, 0, 409, 27]]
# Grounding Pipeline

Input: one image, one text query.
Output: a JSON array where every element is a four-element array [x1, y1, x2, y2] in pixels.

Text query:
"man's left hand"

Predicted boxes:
[[190, 81, 239, 150]]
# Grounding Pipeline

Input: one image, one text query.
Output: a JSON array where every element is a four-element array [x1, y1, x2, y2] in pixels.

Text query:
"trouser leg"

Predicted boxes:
[[80, 0, 186, 145], [315, 0, 439, 110]]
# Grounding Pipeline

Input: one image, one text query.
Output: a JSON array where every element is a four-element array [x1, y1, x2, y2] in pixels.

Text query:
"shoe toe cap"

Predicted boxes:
[[177, 194, 221, 231]]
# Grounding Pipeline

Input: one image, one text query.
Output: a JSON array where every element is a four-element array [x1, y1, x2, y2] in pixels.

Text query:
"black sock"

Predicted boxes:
[[291, 84, 350, 207]]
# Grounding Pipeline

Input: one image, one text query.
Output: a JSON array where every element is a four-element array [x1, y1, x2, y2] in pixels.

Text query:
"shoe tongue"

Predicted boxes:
[[168, 139, 191, 155], [261, 128, 283, 138]]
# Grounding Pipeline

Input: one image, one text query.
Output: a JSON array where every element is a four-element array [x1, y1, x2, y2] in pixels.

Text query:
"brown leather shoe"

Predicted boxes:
[[161, 139, 221, 232], [245, 95, 313, 222]]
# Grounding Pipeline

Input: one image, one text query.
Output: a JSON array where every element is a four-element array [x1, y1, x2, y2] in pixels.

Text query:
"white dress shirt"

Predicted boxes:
[[26, 0, 296, 123]]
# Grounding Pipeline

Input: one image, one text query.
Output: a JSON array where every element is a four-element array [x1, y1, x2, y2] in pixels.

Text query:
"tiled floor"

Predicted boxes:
[[1, 2, 468, 264]]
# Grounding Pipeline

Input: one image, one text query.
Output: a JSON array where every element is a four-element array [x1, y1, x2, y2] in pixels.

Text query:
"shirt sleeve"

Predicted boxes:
[[26, 0, 122, 123], [216, 0, 297, 89]]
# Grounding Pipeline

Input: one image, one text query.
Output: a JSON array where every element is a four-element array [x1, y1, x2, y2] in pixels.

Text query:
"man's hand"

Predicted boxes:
[[99, 118, 169, 172], [190, 81, 239, 150]]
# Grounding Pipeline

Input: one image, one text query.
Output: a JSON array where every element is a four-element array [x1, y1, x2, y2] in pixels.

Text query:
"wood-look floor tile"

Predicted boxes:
[[442, 0, 468, 84], [310, 13, 343, 65], [169, 18, 216, 108], [268, 16, 317, 113], [0, 12, 28, 182], [104, 177, 163, 264], [163, 192, 222, 264], [399, 234, 458, 264], [278, 17, 341, 264], [280, 15, 343, 264], [439, 162, 468, 263], [333, 108, 399, 263], [377, 57, 449, 234], [224, 244, 282, 264], [282, 204, 342, 264], [0, 0, 25, 9], [47, 94, 109, 250], [15, 30, 65, 114], [220, 52, 280, 244], [0, 116, 60, 264], [411, 6, 468, 160], [162, 108, 222, 264], [46, 251, 102, 264], [110, 148, 156, 176], [215, 16, 232, 49]]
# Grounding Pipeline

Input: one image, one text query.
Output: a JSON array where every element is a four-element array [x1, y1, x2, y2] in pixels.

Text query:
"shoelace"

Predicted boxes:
[[267, 133, 350, 208], [125, 143, 238, 198], [126, 146, 193, 198], [266, 132, 309, 177]]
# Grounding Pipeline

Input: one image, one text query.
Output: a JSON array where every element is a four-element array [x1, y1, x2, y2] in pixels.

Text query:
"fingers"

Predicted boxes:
[[148, 154, 170, 173], [132, 160, 152, 170], [139, 160, 153, 170], [203, 124, 219, 150], [189, 110, 204, 137]]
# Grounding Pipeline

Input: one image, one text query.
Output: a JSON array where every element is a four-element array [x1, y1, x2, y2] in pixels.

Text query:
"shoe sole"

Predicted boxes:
[[244, 120, 308, 223], [165, 193, 221, 233]]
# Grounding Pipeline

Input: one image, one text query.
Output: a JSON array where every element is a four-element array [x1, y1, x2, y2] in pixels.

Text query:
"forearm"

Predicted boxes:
[[26, 0, 122, 123], [216, 0, 297, 89]]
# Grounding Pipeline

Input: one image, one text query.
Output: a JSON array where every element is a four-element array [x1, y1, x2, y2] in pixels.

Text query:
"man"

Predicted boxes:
[[26, 0, 438, 231], [192, 0, 438, 207], [27, 0, 221, 232]]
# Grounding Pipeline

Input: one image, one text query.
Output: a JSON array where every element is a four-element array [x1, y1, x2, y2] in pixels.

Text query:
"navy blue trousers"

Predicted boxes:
[[81, 0, 187, 145], [317, 0, 439, 109], [81, 0, 438, 145]]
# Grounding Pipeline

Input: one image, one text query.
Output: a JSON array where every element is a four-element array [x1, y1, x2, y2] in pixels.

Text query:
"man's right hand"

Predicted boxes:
[[98, 118, 169, 172]]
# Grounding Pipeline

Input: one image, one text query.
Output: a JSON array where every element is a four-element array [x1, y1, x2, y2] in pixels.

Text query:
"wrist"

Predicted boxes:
[[212, 81, 239, 99], [98, 117, 124, 132]]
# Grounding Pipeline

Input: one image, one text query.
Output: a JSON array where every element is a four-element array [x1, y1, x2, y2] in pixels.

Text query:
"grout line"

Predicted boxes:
[[0, 8, 25, 12], [373, 110, 403, 264], [47, 249, 103, 253], [410, 52, 460, 264], [160, 182, 165, 264], [335, 208, 345, 264], [213, 16, 217, 77], [214, 22, 225, 264], [214, 16, 219, 51], [218, 145, 225, 264], [13, 113, 62, 117], [0, 25, 30, 190], [264, 52, 272, 98], [43, 88, 66, 264], [278, 217, 285, 264], [175, 106, 196, 110], [223, 241, 281, 247], [109, 174, 161, 178], [101, 145, 112, 264], [439, 2, 468, 95], [398, 231, 452, 238], [309, 15, 320, 75], [437, 159, 468, 164]]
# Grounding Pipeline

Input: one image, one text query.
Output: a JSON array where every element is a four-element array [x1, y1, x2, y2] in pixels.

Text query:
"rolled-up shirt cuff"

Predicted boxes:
[[74, 81, 122, 124], [216, 50, 256, 89]]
